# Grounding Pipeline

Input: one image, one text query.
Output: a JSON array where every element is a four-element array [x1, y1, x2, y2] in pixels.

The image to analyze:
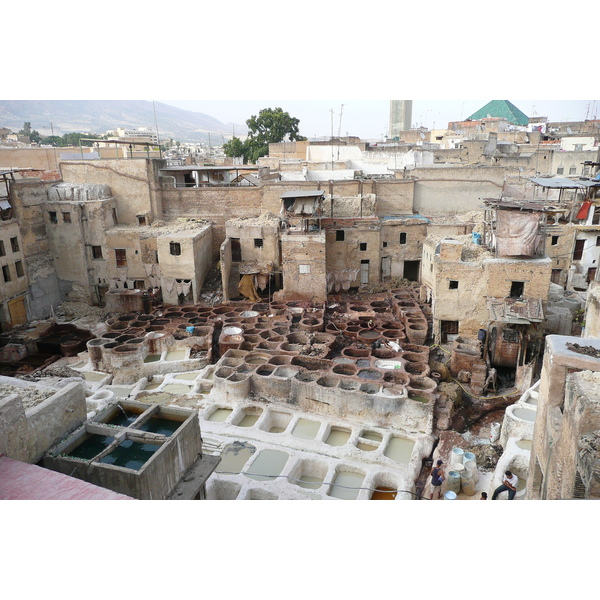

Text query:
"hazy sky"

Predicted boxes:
[[159, 99, 599, 141]]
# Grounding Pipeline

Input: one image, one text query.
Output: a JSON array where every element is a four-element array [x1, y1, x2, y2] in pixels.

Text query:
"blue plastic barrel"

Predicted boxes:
[[444, 491, 457, 500]]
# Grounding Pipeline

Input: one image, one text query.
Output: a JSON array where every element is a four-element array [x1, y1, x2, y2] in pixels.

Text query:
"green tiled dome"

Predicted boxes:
[[467, 100, 529, 126]]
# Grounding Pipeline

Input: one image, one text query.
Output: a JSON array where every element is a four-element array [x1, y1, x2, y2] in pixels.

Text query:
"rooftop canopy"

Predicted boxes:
[[529, 177, 600, 189]]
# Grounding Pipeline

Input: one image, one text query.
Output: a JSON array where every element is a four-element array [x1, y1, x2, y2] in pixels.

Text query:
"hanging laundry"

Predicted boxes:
[[576, 200, 592, 220], [256, 273, 269, 291], [181, 280, 192, 296], [143, 263, 153, 276], [163, 277, 176, 293], [238, 274, 261, 302]]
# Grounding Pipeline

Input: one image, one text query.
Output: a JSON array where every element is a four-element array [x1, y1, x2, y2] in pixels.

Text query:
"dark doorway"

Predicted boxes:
[[404, 260, 420, 281]]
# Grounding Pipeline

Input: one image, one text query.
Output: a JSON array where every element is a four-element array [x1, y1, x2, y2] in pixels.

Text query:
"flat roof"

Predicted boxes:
[[0, 456, 134, 500]]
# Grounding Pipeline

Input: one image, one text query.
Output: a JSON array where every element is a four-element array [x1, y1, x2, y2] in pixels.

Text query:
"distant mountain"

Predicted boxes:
[[0, 100, 246, 143]]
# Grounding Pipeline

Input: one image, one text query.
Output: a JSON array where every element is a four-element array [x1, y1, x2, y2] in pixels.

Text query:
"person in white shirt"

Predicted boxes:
[[492, 470, 519, 500]]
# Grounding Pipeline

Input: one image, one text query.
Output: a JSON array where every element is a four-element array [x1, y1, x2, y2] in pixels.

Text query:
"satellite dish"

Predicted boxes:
[[420, 133, 425, 140]]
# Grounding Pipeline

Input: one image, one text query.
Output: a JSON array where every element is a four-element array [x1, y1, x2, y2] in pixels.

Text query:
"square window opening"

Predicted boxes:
[[62, 212, 71, 223], [170, 242, 182, 256], [449, 280, 458, 289], [510, 281, 525, 298], [399, 232, 407, 244], [254, 238, 263, 248], [359, 242, 367, 251], [336, 230, 345, 241], [49, 211, 58, 224]]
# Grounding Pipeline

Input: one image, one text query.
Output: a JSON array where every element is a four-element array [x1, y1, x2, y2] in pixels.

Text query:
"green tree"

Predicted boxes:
[[19, 121, 31, 136], [243, 107, 306, 164], [223, 136, 249, 163]]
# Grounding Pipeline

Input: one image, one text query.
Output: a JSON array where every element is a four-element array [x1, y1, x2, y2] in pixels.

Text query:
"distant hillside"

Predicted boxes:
[[0, 100, 246, 143]]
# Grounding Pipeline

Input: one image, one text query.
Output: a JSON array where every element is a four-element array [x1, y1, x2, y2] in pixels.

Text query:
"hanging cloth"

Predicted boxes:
[[181, 280, 192, 296], [163, 277, 176, 293], [576, 200, 592, 220], [238, 274, 261, 302]]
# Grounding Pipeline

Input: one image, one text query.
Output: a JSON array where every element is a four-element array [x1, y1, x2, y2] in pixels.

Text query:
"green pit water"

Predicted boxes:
[[138, 417, 181, 437], [144, 354, 161, 363], [162, 384, 192, 394], [207, 408, 233, 422], [216, 441, 256, 474], [99, 439, 160, 470], [269, 426, 286, 433], [237, 414, 260, 427], [67, 434, 115, 460], [325, 428, 351, 446], [292, 418, 320, 440], [296, 475, 323, 490], [244, 450, 289, 482], [175, 372, 200, 380], [384, 436, 415, 463], [329, 471, 364, 500]]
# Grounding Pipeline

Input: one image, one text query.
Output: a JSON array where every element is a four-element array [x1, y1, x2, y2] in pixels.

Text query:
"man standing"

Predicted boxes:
[[491, 470, 519, 500], [429, 460, 445, 500]]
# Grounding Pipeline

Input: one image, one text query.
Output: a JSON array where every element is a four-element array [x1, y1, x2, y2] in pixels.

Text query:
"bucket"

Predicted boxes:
[[447, 471, 461, 494], [186, 326, 195, 334], [463, 451, 476, 464], [490, 423, 501, 444], [451, 447, 465, 466], [444, 491, 457, 500]]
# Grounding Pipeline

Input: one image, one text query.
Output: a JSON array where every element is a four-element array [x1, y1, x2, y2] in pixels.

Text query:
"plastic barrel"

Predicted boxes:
[[460, 468, 476, 496], [464, 459, 479, 483], [444, 491, 457, 500], [447, 471, 461, 494], [451, 447, 465, 465], [463, 451, 476, 464]]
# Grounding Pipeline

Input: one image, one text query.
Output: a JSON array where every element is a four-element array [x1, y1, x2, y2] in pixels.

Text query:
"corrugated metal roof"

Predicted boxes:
[[280, 190, 325, 199], [529, 177, 600, 189]]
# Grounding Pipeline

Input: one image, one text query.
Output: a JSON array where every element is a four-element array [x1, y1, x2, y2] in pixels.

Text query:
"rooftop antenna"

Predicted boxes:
[[337, 104, 344, 160], [330, 108, 334, 168], [152, 100, 162, 159]]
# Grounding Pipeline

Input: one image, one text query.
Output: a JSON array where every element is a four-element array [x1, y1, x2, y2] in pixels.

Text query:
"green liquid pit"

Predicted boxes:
[[99, 439, 161, 470]]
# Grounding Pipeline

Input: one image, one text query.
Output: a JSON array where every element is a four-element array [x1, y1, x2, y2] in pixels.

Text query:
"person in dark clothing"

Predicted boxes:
[[430, 459, 445, 500]]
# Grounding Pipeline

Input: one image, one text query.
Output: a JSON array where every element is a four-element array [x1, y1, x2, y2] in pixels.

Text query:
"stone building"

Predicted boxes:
[[525, 335, 600, 499]]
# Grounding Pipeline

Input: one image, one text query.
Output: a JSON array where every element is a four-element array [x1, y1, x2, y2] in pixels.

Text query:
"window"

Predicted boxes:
[[336, 230, 345, 241], [557, 167, 564, 175], [49, 211, 58, 224], [134, 280, 146, 289], [170, 242, 181, 256], [91, 246, 103, 259], [15, 260, 24, 278], [449, 280, 458, 289], [115, 249, 127, 268], [299, 265, 311, 274], [399, 232, 407, 244], [569, 166, 577, 175], [597, 236, 600, 247], [137, 215, 147, 226], [10, 237, 19, 253], [2, 265, 10, 282], [62, 212, 71, 223], [254, 238, 263, 248], [359, 242, 367, 251], [0, 240, 4, 256], [573, 239, 585, 261], [231, 238, 242, 262], [551, 236, 559, 246], [383, 241, 388, 248], [592, 208, 600, 225], [510, 281, 525, 298], [574, 144, 583, 152], [112, 208, 118, 225], [551, 269, 562, 284], [587, 268, 597, 283]]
